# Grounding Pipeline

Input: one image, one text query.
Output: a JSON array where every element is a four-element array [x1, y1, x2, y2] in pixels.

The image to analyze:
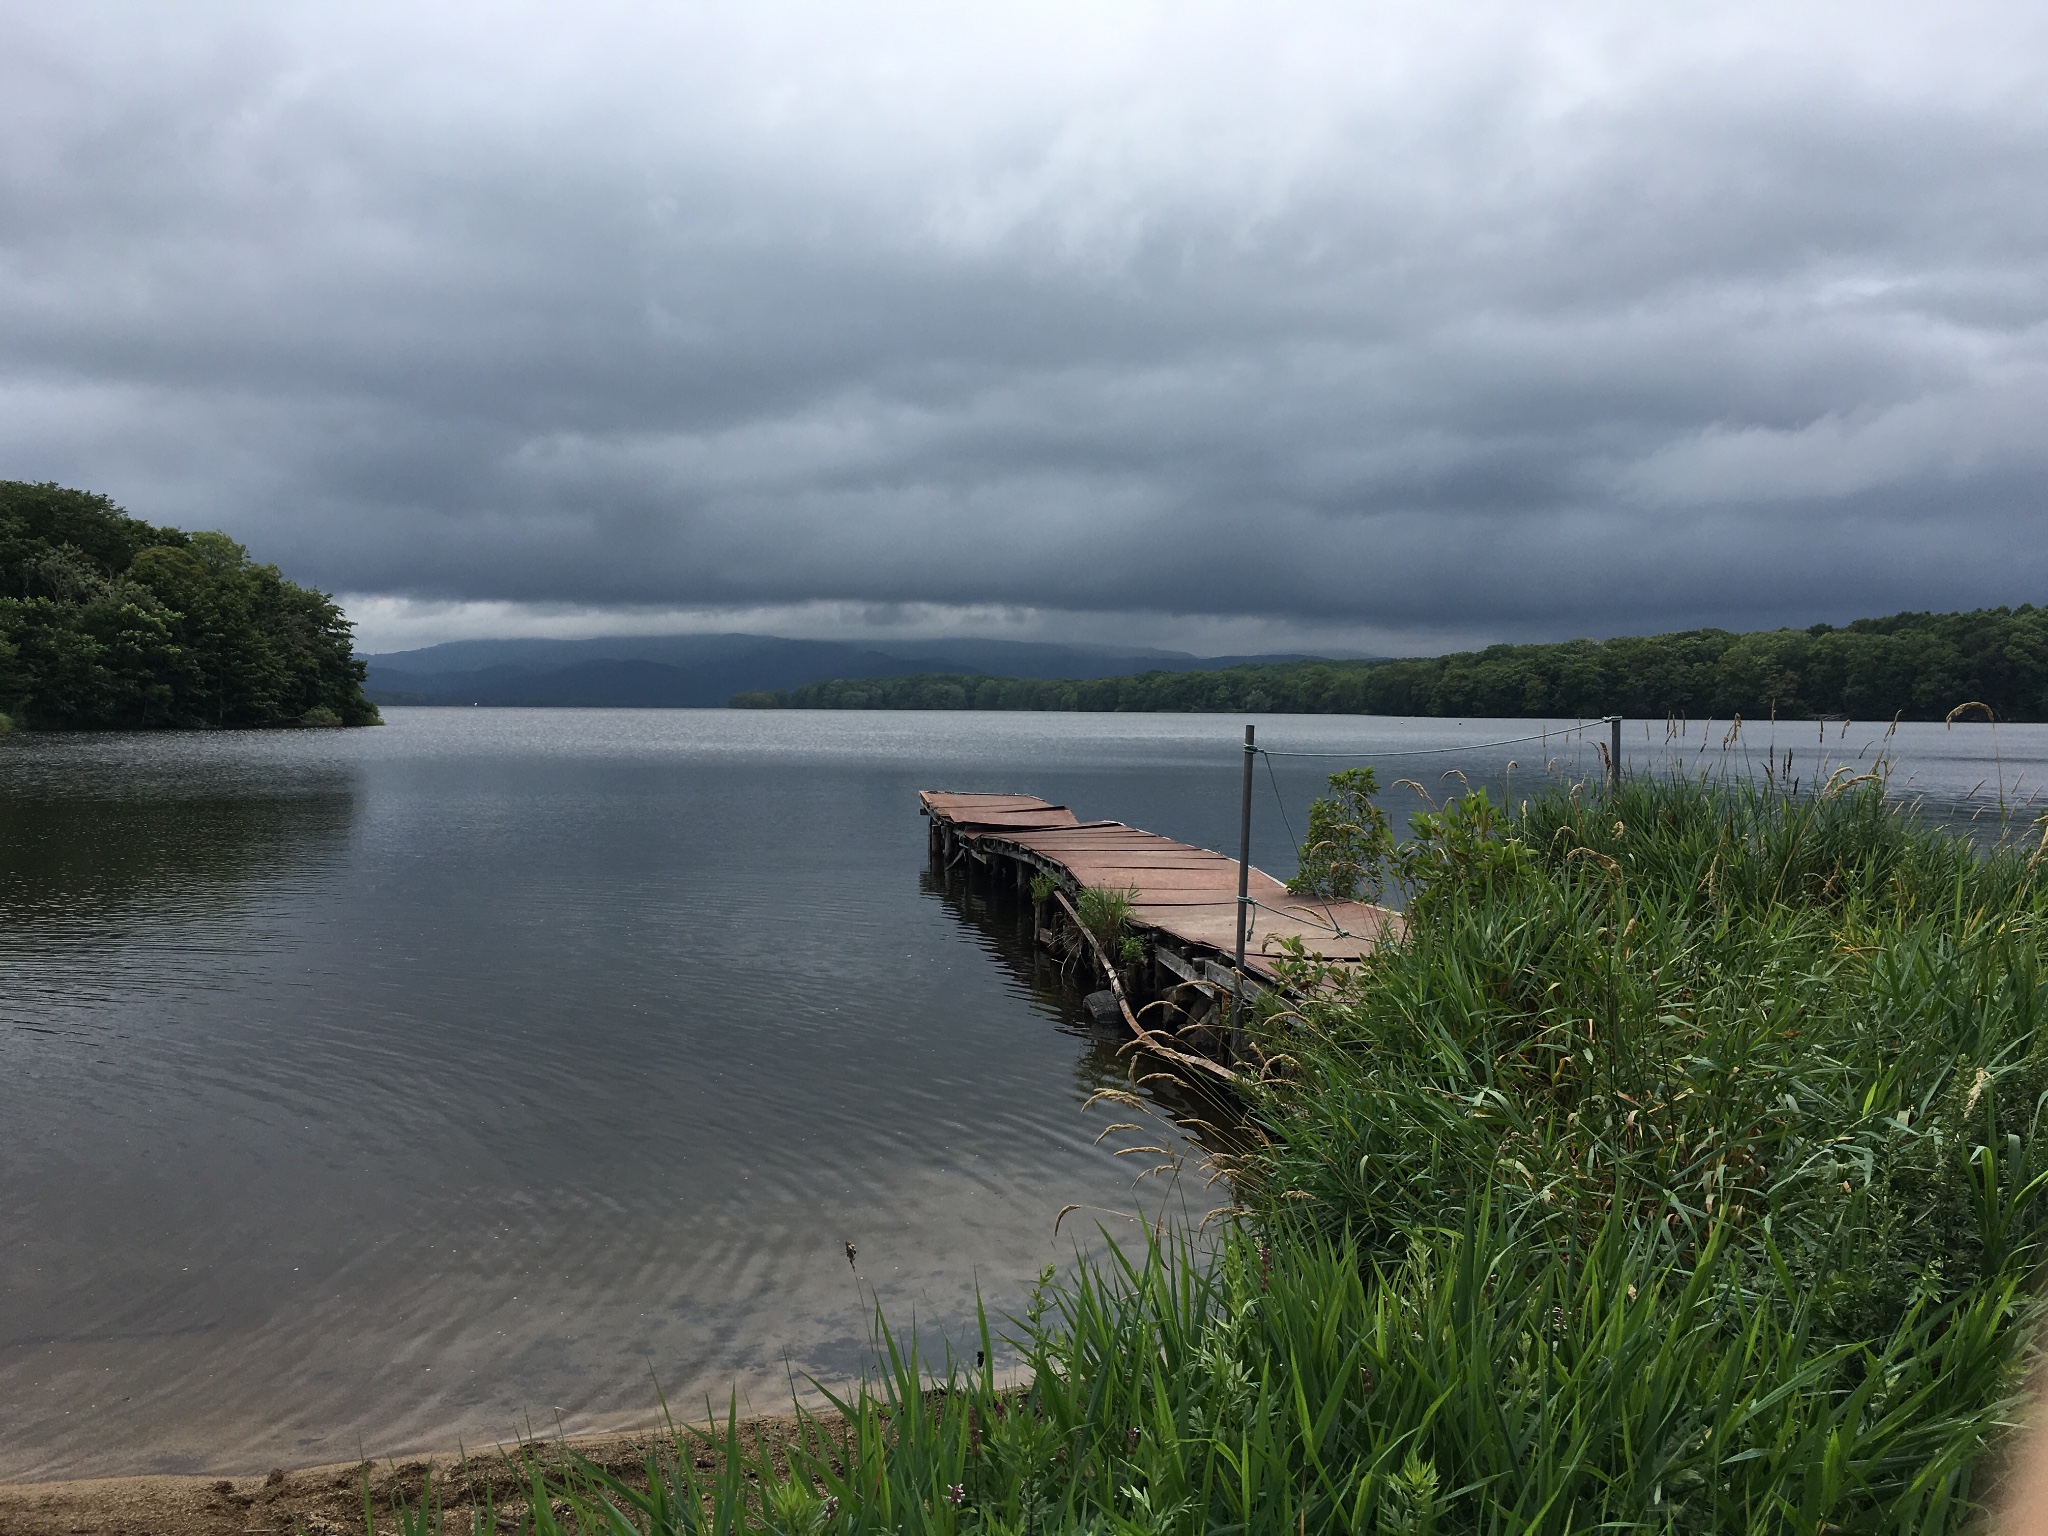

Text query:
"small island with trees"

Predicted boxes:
[[0, 480, 378, 731]]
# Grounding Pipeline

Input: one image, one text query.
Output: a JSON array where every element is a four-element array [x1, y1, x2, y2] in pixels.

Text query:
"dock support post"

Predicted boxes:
[[1233, 723, 1255, 1028], [1609, 714, 1622, 788]]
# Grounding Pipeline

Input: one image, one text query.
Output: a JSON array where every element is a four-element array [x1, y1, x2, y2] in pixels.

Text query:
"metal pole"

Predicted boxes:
[[1609, 714, 1622, 788], [1233, 723, 1255, 1026]]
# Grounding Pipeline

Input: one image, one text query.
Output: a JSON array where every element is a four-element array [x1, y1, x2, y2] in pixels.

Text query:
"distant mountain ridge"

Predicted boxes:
[[730, 605, 2048, 722], [361, 632, 1343, 707]]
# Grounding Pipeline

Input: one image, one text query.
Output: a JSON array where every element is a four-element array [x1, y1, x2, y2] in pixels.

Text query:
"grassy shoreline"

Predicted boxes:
[[509, 773, 2047, 1532], [26, 773, 2048, 1531]]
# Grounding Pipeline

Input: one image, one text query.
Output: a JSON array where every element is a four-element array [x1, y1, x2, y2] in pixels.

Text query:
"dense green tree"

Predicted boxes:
[[736, 604, 2048, 721], [0, 480, 378, 730]]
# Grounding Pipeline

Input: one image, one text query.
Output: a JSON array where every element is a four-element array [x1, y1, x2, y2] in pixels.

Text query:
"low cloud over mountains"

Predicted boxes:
[[4, 3, 2046, 652]]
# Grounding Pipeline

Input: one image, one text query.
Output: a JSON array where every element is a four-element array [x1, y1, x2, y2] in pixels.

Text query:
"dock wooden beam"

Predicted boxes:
[[918, 790, 1404, 1079]]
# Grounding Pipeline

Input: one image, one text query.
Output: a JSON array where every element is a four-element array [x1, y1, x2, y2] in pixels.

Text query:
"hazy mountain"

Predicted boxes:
[[360, 632, 1351, 707]]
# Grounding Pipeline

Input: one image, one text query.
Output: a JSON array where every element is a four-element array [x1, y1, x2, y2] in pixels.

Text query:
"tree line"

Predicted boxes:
[[732, 604, 2048, 720], [0, 480, 379, 730]]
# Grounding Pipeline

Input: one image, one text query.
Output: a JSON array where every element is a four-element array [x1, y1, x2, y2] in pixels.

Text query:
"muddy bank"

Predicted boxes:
[[0, 1415, 835, 1536]]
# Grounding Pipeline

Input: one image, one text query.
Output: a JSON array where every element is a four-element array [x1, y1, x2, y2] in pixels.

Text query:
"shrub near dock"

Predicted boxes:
[[507, 775, 2048, 1533]]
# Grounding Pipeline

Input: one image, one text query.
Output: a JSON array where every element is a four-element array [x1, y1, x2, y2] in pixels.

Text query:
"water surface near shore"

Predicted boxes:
[[1, 709, 2038, 1479]]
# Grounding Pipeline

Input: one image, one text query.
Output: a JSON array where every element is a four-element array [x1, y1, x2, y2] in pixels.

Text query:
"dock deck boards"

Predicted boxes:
[[920, 790, 1401, 982]]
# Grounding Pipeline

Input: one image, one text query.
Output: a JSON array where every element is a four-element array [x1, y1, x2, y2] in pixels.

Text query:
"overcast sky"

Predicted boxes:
[[4, 2, 2045, 654]]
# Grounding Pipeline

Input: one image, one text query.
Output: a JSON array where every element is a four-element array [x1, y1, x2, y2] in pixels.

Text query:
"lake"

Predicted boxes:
[[2, 708, 2042, 1479]]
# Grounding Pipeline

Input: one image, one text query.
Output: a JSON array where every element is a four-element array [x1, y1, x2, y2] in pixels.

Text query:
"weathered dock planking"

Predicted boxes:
[[920, 790, 1402, 1075]]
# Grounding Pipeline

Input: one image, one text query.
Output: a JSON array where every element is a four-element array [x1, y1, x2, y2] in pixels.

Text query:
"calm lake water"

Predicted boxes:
[[2, 708, 2043, 1479]]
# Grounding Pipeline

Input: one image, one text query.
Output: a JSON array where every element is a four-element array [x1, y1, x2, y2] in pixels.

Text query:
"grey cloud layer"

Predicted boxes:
[[3, 1, 2045, 643]]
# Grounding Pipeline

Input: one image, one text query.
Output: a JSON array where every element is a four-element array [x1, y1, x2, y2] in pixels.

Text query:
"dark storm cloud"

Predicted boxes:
[[3, 2, 2046, 648]]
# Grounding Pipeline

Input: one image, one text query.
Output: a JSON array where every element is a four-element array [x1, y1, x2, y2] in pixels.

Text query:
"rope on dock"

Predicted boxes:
[[1243, 896, 1364, 939], [1252, 717, 1614, 761], [1252, 718, 1616, 937]]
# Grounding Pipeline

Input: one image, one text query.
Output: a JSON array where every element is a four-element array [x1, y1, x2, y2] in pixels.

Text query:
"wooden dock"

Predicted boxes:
[[920, 790, 1402, 1077]]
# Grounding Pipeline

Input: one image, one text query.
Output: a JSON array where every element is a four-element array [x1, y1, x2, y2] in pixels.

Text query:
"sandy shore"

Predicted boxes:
[[0, 1415, 829, 1536]]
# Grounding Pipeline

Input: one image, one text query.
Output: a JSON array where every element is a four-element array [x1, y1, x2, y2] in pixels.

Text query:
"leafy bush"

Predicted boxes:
[[1287, 766, 1394, 901], [0, 481, 379, 730]]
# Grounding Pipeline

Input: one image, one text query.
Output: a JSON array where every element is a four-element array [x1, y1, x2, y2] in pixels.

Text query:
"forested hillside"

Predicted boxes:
[[0, 481, 378, 730], [734, 605, 2048, 720]]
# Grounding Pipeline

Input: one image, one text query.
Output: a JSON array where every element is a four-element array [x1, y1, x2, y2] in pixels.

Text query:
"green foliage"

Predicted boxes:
[[734, 604, 2048, 721], [1390, 786, 1538, 927], [0, 480, 378, 729], [1248, 775, 2048, 1524], [1074, 884, 1138, 954], [1029, 872, 1061, 905], [499, 777, 2048, 1532], [513, 1214, 2027, 1531], [1288, 767, 1394, 901]]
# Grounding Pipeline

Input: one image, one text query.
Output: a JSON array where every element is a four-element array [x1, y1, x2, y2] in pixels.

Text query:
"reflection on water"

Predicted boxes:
[[0, 715, 1229, 1481], [921, 861, 1248, 1163], [0, 786, 355, 920], [2, 708, 2042, 1482]]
